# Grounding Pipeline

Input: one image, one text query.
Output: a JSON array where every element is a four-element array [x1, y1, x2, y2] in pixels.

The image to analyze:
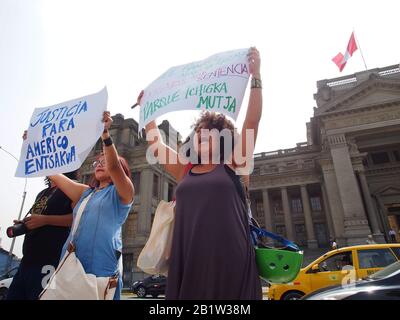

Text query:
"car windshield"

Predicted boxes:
[[367, 261, 400, 280]]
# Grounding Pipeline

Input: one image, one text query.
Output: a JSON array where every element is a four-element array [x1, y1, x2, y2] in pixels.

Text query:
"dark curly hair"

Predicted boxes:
[[182, 111, 237, 164]]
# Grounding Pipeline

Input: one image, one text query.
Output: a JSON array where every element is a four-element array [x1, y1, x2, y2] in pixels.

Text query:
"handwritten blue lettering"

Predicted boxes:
[[24, 145, 76, 175], [30, 100, 87, 128]]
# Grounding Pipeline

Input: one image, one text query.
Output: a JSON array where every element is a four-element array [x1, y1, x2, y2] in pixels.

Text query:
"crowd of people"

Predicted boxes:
[[6, 47, 264, 300]]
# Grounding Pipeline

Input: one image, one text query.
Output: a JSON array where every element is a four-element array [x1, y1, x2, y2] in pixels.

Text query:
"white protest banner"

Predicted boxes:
[[15, 87, 108, 178], [139, 48, 250, 130]]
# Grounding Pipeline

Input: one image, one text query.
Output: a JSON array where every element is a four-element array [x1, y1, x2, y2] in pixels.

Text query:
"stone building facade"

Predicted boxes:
[[80, 64, 400, 285], [249, 64, 400, 250]]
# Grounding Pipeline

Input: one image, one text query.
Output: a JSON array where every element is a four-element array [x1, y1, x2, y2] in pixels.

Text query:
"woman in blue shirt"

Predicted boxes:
[[49, 111, 134, 299]]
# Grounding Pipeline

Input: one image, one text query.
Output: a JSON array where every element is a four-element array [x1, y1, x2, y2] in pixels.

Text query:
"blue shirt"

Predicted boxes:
[[61, 184, 132, 299]]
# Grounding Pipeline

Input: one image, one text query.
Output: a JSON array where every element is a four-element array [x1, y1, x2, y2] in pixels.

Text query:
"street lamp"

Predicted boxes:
[[0, 145, 27, 273]]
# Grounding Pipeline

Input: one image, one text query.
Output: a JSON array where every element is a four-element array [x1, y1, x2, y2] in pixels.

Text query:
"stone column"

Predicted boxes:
[[158, 173, 166, 201], [249, 192, 258, 221], [375, 195, 392, 241], [262, 189, 274, 245], [281, 187, 294, 241], [300, 185, 318, 248], [320, 158, 346, 247], [320, 182, 335, 239], [136, 168, 153, 241], [163, 179, 169, 201], [328, 134, 371, 245], [357, 169, 385, 242]]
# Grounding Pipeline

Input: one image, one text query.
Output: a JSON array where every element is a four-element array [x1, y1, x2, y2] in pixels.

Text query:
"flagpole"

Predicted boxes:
[[353, 29, 368, 70]]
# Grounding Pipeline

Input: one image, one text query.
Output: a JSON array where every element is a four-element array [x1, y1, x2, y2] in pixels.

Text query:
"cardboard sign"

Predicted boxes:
[[139, 48, 250, 130], [15, 87, 107, 177]]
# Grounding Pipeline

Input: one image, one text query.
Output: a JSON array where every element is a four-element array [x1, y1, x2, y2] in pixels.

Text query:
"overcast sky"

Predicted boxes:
[[1, 0, 399, 258]]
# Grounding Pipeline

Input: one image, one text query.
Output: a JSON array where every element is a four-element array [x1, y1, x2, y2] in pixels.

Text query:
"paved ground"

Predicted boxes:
[[121, 292, 164, 300], [121, 288, 269, 300]]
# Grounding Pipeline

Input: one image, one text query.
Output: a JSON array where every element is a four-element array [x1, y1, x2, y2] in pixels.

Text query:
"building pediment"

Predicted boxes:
[[315, 77, 400, 116], [374, 185, 400, 197]]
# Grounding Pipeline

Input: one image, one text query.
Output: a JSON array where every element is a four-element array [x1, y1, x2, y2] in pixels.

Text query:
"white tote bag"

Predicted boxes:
[[137, 200, 175, 276], [39, 191, 118, 300]]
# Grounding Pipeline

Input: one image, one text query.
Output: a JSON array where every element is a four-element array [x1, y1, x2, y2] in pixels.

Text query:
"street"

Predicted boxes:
[[121, 293, 165, 300], [121, 288, 269, 300]]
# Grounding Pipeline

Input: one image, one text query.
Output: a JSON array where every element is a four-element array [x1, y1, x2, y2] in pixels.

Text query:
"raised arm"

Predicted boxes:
[[233, 47, 262, 171], [137, 91, 186, 181], [102, 112, 134, 205], [48, 174, 89, 204]]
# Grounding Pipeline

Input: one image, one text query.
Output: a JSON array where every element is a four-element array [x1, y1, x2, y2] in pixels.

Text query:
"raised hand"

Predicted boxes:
[[102, 111, 113, 132], [247, 47, 261, 78], [132, 90, 144, 109]]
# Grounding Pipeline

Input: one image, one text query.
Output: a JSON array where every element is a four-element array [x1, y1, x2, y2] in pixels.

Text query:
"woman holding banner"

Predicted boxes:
[[138, 47, 263, 299], [47, 111, 134, 300]]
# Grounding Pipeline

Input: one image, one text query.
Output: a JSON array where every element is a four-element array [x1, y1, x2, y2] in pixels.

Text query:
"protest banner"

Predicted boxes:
[[15, 87, 108, 178], [139, 48, 250, 130]]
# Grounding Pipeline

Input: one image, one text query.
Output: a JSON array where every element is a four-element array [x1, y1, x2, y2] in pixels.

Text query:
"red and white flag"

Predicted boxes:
[[332, 32, 358, 72]]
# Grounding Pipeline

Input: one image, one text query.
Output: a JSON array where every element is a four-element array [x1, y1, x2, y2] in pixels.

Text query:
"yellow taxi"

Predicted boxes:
[[267, 243, 400, 300]]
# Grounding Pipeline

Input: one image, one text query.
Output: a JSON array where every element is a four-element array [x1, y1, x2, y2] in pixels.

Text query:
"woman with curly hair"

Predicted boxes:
[[138, 47, 263, 299]]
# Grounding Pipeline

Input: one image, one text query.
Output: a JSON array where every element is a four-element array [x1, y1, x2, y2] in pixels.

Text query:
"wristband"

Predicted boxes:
[[102, 136, 113, 147], [251, 77, 262, 89]]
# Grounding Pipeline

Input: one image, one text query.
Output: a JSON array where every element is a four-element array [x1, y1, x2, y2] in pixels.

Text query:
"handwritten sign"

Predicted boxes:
[[139, 48, 250, 130], [15, 87, 108, 178]]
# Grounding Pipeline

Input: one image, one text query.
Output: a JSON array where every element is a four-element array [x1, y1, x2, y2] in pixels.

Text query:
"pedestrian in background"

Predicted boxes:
[[330, 238, 338, 250], [366, 235, 376, 244], [389, 229, 396, 243]]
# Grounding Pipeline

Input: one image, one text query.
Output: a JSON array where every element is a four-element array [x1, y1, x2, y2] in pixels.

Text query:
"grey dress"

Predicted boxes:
[[166, 164, 262, 300]]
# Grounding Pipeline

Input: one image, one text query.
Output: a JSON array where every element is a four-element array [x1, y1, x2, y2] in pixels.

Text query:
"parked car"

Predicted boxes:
[[303, 260, 400, 300], [0, 267, 19, 300], [268, 243, 400, 300], [131, 274, 166, 298]]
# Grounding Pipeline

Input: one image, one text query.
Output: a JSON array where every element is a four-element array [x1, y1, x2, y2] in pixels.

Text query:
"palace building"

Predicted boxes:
[[79, 64, 400, 285]]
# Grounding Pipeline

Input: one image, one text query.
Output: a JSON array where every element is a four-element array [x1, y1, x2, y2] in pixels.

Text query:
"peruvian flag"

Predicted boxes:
[[332, 32, 358, 72]]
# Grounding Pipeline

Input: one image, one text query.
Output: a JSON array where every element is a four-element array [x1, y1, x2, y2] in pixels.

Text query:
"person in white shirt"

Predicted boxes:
[[366, 235, 376, 245], [389, 229, 396, 243], [331, 238, 338, 250]]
